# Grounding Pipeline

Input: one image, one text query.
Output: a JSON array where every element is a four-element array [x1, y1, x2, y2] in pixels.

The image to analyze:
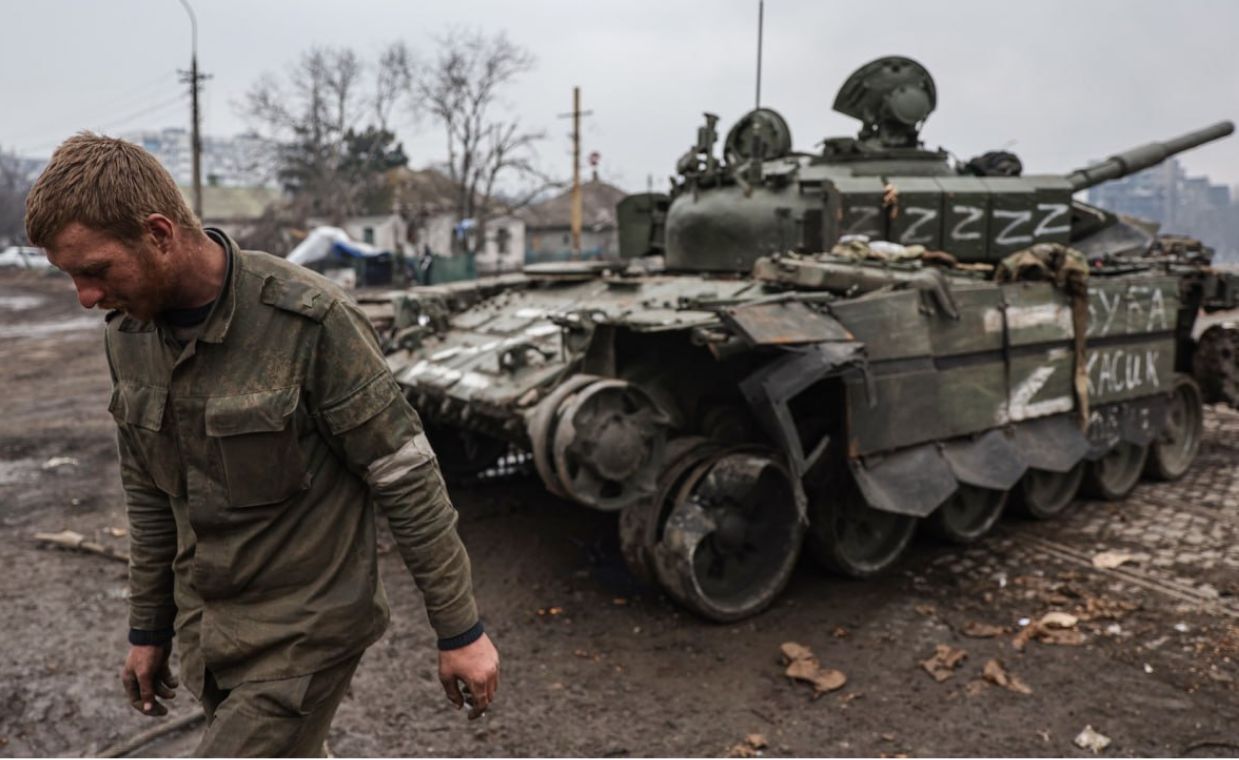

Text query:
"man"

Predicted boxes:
[[25, 133, 499, 756]]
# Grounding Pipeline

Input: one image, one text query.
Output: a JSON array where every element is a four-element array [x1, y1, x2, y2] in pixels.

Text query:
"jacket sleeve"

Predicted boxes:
[[307, 299, 479, 639], [106, 331, 178, 632]]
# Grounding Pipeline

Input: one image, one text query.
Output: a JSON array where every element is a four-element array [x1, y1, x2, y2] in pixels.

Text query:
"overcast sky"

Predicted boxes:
[[4, 0, 1238, 193]]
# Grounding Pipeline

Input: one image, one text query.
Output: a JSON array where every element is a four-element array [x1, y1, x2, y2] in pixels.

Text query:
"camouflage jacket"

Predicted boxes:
[[105, 230, 477, 695]]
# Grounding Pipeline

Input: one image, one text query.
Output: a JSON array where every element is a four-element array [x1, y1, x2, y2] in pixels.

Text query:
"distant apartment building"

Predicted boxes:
[[121, 127, 276, 188], [1087, 158, 1238, 263]]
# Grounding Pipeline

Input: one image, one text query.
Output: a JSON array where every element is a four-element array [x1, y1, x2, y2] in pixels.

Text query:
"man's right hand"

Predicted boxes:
[[120, 644, 178, 716]]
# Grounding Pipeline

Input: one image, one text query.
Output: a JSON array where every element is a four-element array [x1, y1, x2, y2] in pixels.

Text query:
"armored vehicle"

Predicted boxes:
[[376, 57, 1239, 621]]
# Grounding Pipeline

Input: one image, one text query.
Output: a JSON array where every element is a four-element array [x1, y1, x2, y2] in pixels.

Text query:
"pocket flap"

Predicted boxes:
[[108, 383, 168, 431], [321, 373, 400, 435], [205, 386, 300, 437]]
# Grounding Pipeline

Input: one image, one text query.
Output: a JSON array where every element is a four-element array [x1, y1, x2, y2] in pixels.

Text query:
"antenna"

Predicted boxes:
[[755, 0, 764, 109]]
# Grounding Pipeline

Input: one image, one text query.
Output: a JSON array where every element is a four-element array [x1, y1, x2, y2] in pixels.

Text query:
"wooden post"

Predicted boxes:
[[190, 52, 202, 219], [571, 86, 582, 259]]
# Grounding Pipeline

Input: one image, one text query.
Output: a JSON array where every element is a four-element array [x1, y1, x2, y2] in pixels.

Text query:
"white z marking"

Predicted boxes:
[[1033, 203, 1071, 237], [845, 206, 881, 235], [993, 209, 1033, 246], [950, 205, 984, 241], [899, 207, 938, 244]]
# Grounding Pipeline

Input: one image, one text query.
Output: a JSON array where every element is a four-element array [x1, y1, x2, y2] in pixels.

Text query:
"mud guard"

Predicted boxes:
[[941, 429, 1026, 491], [852, 414, 1095, 517], [1010, 415, 1090, 472], [849, 445, 957, 518], [739, 341, 866, 479]]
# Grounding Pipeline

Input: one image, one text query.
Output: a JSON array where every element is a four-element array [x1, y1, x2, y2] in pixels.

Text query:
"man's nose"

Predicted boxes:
[[74, 281, 105, 309]]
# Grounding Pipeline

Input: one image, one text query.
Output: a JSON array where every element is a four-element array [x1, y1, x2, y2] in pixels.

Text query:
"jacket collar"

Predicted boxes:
[[196, 228, 240, 344]]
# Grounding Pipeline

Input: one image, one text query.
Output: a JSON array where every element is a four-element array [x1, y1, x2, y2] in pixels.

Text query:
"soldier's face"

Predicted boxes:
[[45, 222, 175, 322]]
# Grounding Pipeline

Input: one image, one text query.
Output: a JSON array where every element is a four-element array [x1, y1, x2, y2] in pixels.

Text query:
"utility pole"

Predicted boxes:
[[177, 0, 208, 220], [558, 87, 592, 259], [571, 87, 581, 257]]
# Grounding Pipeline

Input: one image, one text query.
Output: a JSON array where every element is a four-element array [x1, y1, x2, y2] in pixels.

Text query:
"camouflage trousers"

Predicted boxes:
[[194, 654, 362, 757]]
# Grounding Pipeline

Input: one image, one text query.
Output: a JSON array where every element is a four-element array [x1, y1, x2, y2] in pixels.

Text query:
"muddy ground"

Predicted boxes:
[[1, 268, 1237, 758]]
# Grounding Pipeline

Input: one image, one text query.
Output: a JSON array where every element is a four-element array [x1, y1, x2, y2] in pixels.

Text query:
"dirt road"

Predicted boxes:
[[1, 269, 1236, 757]]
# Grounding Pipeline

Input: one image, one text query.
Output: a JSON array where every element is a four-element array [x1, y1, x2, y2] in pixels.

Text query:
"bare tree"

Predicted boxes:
[[416, 29, 553, 252], [240, 44, 412, 223], [374, 42, 414, 132], [0, 148, 33, 245]]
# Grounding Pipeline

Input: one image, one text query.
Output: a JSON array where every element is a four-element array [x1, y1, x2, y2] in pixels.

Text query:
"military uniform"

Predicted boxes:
[[107, 230, 478, 756]]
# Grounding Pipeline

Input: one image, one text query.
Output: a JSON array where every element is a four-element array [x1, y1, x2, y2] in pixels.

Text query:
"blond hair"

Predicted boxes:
[[25, 131, 201, 247]]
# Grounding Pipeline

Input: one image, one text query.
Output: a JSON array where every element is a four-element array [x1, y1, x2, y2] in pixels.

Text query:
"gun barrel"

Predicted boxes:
[[1066, 120, 1234, 192]]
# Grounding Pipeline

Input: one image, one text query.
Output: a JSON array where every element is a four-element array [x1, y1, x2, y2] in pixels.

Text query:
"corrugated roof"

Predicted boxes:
[[388, 167, 461, 213], [518, 180, 627, 230]]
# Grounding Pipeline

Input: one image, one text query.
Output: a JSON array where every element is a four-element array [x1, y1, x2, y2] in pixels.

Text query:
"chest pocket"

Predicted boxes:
[[205, 386, 310, 508], [109, 383, 184, 497]]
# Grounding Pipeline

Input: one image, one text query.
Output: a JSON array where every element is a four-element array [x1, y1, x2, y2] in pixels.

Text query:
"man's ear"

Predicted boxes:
[[144, 214, 177, 254]]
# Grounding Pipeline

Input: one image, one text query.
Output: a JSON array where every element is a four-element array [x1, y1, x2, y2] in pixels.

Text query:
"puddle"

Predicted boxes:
[[0, 458, 40, 486], [0, 316, 104, 340], [0, 295, 46, 310]]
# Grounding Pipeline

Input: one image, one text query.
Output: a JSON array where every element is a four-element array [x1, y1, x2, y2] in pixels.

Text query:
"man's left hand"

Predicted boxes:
[[438, 633, 499, 720]]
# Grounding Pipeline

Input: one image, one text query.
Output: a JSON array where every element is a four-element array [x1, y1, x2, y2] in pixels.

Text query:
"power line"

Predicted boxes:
[[1, 70, 180, 147], [13, 94, 190, 156], [91, 93, 190, 133]]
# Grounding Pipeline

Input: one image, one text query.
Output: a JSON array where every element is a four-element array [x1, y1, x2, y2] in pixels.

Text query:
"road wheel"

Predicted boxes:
[[1012, 464, 1084, 520], [1146, 375, 1204, 481], [618, 437, 715, 585], [1083, 441, 1148, 500], [807, 474, 916, 578], [927, 484, 1008, 544], [652, 448, 804, 622]]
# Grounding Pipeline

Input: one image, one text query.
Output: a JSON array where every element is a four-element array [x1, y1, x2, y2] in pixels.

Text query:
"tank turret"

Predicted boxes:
[[657, 57, 1235, 272]]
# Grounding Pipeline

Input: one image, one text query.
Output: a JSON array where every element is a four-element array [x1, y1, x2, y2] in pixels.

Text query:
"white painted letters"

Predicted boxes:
[[949, 205, 984, 241], [993, 209, 1034, 247]]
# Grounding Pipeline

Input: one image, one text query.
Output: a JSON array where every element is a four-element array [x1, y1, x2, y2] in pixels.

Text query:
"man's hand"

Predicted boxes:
[[438, 633, 499, 720], [120, 644, 178, 717]]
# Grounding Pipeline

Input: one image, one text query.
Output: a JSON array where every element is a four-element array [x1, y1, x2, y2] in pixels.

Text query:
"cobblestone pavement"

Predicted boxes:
[[911, 405, 1239, 701], [1029, 405, 1239, 608], [920, 406, 1239, 612]]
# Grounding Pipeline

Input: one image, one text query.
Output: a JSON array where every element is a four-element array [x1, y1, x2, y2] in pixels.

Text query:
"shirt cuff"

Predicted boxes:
[[128, 627, 175, 646], [129, 603, 178, 631], [437, 620, 484, 651]]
